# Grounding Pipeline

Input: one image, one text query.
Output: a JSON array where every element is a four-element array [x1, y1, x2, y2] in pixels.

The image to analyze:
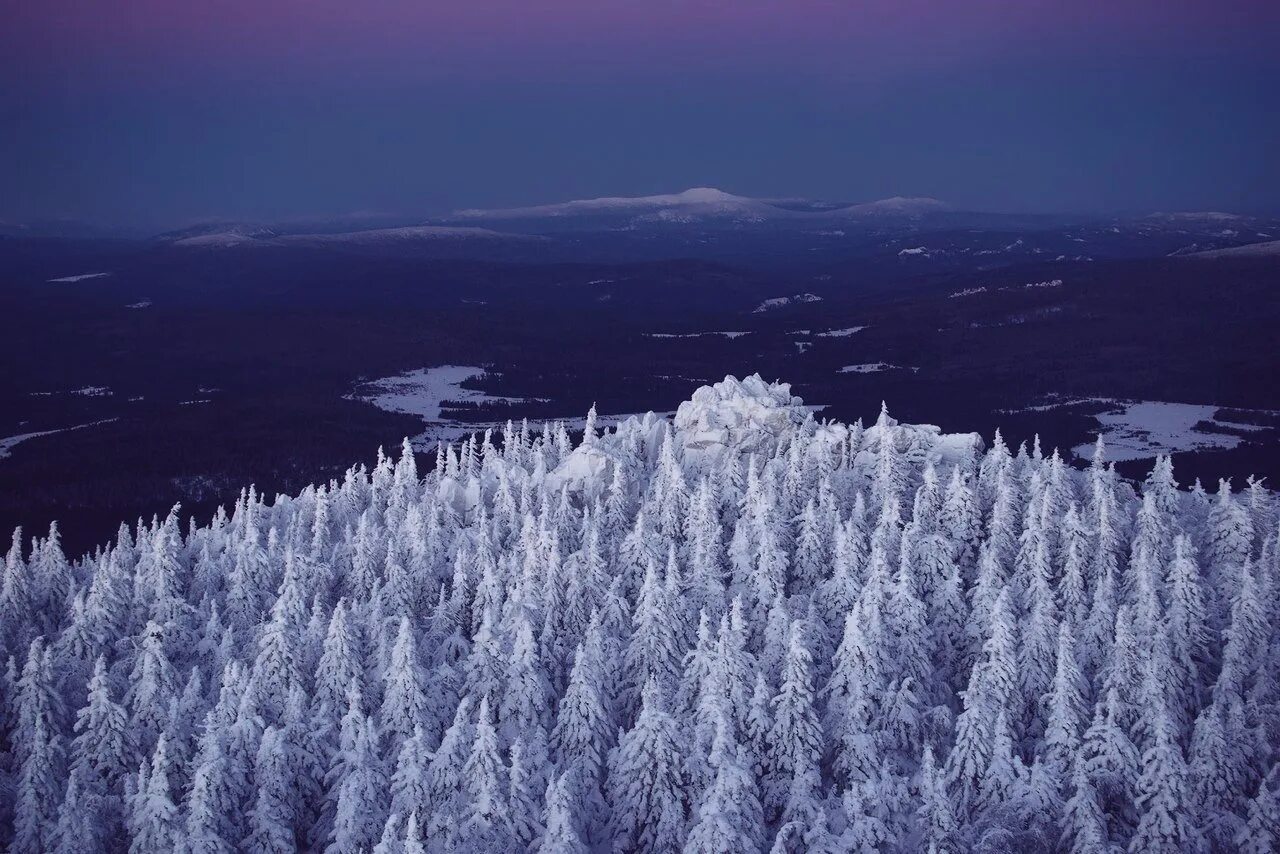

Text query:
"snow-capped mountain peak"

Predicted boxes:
[[450, 187, 764, 219], [836, 196, 951, 217]]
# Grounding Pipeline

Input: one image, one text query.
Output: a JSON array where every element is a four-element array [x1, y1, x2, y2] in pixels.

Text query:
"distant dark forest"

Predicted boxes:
[[2, 218, 1278, 555]]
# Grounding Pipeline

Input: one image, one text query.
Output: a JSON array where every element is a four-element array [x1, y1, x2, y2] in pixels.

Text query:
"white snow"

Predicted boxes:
[[646, 331, 751, 339], [898, 247, 931, 257], [670, 375, 825, 470], [997, 396, 1118, 414], [126, 300, 153, 309], [1189, 239, 1280, 259], [1024, 278, 1063, 289], [753, 294, 822, 313], [1070, 400, 1266, 462], [351, 366, 517, 422], [1151, 211, 1243, 222], [349, 366, 542, 445], [453, 189, 946, 222], [838, 197, 949, 217], [950, 287, 987, 298], [814, 326, 866, 337], [452, 187, 769, 219], [172, 232, 263, 247], [277, 225, 539, 245], [175, 226, 538, 248], [11, 365, 1276, 852], [29, 386, 112, 398], [0, 419, 118, 459], [48, 272, 111, 283], [839, 363, 919, 374]]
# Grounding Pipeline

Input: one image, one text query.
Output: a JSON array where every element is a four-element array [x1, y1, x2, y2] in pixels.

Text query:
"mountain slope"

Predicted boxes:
[[451, 186, 776, 219], [2, 373, 1273, 853], [1188, 238, 1280, 258]]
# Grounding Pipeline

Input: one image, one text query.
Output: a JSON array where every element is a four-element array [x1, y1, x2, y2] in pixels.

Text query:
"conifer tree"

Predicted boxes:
[[1061, 759, 1109, 854], [622, 559, 683, 719], [11, 715, 64, 854], [313, 599, 364, 718], [381, 617, 430, 748], [328, 717, 388, 854], [539, 773, 589, 854], [243, 725, 296, 854], [765, 624, 822, 823], [129, 735, 181, 854], [684, 711, 764, 854], [1043, 623, 1087, 781], [1235, 769, 1279, 854], [1129, 700, 1198, 853], [50, 773, 98, 854], [456, 696, 513, 852], [508, 736, 544, 849], [607, 678, 688, 853], [918, 744, 960, 853]]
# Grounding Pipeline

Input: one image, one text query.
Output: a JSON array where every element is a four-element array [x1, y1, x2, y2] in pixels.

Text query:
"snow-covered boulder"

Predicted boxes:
[[856, 406, 984, 477], [535, 375, 981, 505], [545, 439, 624, 502], [674, 374, 813, 469]]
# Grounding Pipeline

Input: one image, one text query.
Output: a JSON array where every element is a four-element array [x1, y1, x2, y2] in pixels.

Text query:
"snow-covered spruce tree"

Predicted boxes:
[[0, 374, 1274, 853], [606, 678, 688, 852]]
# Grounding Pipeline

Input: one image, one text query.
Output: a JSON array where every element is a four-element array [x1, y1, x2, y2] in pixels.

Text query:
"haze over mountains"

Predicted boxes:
[[448, 187, 950, 224], [6, 187, 1277, 252], [52, 188, 1262, 265]]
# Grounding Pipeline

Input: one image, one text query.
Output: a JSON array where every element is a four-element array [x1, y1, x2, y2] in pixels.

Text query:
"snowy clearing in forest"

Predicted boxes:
[[28, 386, 112, 398], [350, 366, 557, 446], [839, 363, 918, 374], [753, 294, 822, 313], [47, 272, 111, 283], [645, 331, 751, 339], [1070, 400, 1270, 462], [351, 366, 524, 421], [351, 365, 678, 448], [815, 326, 867, 337], [0, 418, 118, 459]]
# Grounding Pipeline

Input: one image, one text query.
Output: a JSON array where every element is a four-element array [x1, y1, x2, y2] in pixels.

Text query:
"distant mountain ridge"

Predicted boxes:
[[154, 222, 541, 249], [448, 187, 950, 223]]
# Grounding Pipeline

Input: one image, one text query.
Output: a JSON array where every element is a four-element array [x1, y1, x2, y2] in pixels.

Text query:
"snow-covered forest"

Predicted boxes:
[[1, 374, 1277, 853]]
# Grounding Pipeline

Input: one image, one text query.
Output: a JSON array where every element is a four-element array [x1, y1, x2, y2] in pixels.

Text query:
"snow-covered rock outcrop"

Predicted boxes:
[[673, 375, 812, 466], [536, 374, 982, 505]]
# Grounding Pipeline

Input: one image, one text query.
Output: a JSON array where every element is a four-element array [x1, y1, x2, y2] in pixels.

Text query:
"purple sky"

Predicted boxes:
[[3, 1, 1278, 226], [8, 1, 1275, 83]]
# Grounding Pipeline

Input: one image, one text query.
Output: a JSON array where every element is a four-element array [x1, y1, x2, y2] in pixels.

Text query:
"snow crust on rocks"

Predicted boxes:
[[673, 375, 811, 465], [535, 374, 983, 504]]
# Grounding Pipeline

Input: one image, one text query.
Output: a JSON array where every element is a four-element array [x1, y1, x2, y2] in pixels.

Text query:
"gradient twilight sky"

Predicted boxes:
[[2, 1, 1279, 228]]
